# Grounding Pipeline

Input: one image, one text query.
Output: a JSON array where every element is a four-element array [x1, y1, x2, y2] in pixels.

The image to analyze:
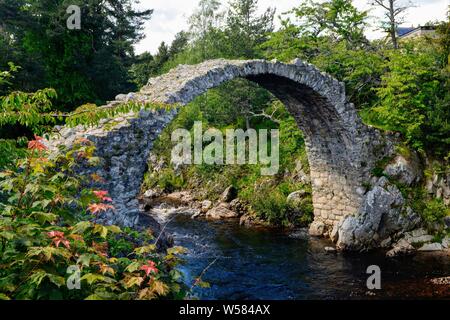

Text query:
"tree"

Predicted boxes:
[[169, 31, 190, 57], [0, 0, 153, 108], [225, 0, 275, 59], [188, 0, 226, 60], [290, 0, 368, 45], [370, 0, 414, 49], [261, 0, 369, 62], [129, 52, 155, 88]]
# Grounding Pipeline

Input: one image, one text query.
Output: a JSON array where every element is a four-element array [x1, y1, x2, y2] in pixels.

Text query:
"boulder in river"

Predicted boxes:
[[418, 243, 443, 252], [206, 202, 239, 220], [309, 221, 326, 237], [220, 186, 237, 203], [200, 200, 213, 213], [386, 239, 415, 258], [336, 177, 420, 251]]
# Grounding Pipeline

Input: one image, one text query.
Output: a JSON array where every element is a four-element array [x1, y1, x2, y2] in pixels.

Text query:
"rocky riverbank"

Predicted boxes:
[[140, 184, 450, 259]]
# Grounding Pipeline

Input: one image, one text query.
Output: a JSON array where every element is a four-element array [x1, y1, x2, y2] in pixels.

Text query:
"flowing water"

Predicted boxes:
[[151, 208, 450, 300]]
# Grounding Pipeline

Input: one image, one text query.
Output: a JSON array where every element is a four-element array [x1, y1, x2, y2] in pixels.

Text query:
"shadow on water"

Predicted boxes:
[[159, 212, 449, 300]]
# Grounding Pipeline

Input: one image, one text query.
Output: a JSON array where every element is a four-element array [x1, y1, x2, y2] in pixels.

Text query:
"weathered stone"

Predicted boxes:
[[380, 237, 392, 248], [200, 200, 213, 213], [330, 223, 339, 243], [287, 190, 307, 205], [386, 239, 415, 258], [324, 246, 337, 253], [220, 186, 237, 203], [442, 236, 450, 249], [309, 221, 326, 237], [239, 213, 269, 227], [384, 154, 421, 186], [336, 179, 420, 251], [206, 203, 239, 220], [444, 216, 450, 228], [165, 191, 194, 204], [293, 160, 311, 184], [229, 198, 247, 216], [143, 189, 162, 199], [418, 243, 443, 252], [403, 228, 434, 244]]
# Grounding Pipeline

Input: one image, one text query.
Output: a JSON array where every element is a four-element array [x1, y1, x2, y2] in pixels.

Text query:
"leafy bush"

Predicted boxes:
[[422, 198, 449, 225], [0, 137, 185, 300]]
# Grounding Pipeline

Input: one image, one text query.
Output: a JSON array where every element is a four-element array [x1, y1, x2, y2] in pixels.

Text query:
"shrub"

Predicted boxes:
[[0, 137, 186, 300], [422, 198, 449, 225]]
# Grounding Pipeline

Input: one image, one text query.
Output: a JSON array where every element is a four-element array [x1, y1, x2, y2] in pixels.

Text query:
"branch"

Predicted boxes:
[[248, 107, 281, 125]]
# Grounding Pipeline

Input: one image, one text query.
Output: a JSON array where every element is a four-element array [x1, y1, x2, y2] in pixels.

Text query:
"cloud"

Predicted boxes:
[[135, 0, 449, 54]]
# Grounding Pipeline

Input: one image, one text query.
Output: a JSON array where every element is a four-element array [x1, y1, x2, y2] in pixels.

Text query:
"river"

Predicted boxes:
[[150, 207, 450, 300]]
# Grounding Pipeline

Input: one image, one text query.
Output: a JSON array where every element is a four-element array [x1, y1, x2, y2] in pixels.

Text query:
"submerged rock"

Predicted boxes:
[[289, 228, 310, 240]]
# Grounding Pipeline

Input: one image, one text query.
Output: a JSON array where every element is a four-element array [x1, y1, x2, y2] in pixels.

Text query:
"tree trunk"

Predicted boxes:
[[389, 0, 399, 49]]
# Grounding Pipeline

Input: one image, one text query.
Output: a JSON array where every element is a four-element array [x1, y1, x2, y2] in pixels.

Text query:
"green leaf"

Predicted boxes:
[[80, 273, 105, 285], [124, 261, 141, 273], [72, 221, 91, 234], [77, 254, 92, 267], [134, 245, 156, 255], [28, 270, 47, 287], [0, 231, 15, 240], [93, 224, 108, 238], [47, 273, 65, 287], [0, 293, 10, 300], [30, 212, 58, 224], [107, 225, 122, 234]]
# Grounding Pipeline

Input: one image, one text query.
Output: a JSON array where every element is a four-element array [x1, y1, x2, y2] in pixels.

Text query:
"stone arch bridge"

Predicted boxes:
[[52, 59, 393, 239]]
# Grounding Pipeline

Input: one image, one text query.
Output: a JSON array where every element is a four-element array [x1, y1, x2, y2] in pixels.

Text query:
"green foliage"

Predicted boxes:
[[0, 139, 27, 171], [422, 198, 449, 225], [0, 0, 153, 108], [0, 138, 185, 300], [224, 0, 275, 59], [144, 169, 185, 194], [249, 185, 290, 226], [0, 89, 58, 132], [248, 182, 313, 227], [367, 40, 450, 156]]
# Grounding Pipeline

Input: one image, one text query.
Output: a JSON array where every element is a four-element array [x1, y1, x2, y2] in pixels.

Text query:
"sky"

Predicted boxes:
[[134, 0, 450, 54]]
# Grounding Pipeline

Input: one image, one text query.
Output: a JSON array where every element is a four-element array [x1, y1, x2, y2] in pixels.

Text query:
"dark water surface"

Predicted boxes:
[[160, 213, 449, 300]]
